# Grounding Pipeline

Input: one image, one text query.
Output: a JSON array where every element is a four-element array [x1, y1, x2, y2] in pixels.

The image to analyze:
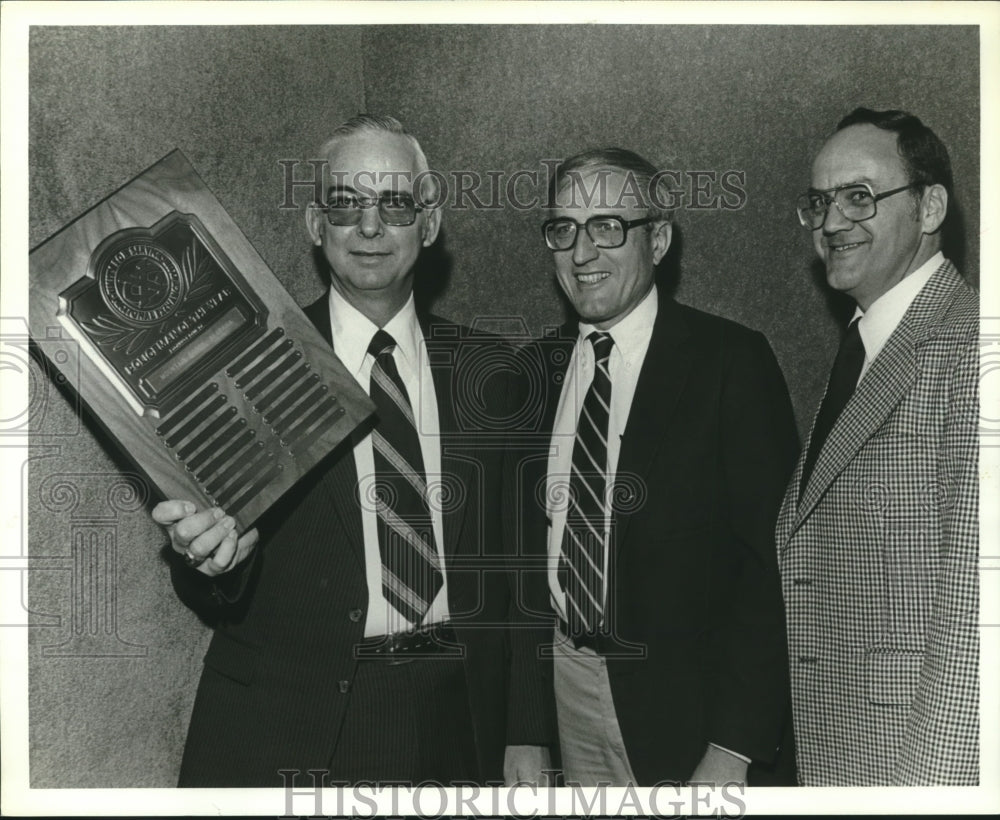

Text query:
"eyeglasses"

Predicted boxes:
[[796, 182, 919, 230], [323, 191, 423, 226], [541, 215, 654, 251]]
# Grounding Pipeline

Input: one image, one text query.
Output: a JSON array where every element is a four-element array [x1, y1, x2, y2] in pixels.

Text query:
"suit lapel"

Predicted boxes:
[[521, 328, 576, 551], [315, 432, 367, 565], [541, 326, 578, 433], [422, 317, 476, 559], [775, 456, 803, 549], [794, 329, 917, 524], [612, 299, 694, 554], [302, 293, 366, 569], [791, 260, 963, 532]]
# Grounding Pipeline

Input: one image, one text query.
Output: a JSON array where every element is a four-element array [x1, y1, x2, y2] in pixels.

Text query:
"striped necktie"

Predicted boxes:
[[368, 329, 443, 626], [559, 331, 614, 636]]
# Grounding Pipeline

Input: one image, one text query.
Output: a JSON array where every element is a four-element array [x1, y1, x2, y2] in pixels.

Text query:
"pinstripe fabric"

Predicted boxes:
[[174, 301, 512, 786], [776, 260, 979, 785], [326, 655, 477, 783]]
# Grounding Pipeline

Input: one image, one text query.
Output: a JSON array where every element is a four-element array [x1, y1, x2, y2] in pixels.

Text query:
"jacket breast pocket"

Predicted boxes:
[[203, 631, 258, 686]]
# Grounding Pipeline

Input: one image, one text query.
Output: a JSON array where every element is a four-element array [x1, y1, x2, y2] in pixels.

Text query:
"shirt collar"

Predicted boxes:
[[852, 251, 943, 361], [577, 284, 658, 366], [327, 288, 421, 379]]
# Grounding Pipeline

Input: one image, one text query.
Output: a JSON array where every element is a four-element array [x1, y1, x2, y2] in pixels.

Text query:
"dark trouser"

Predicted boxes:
[[326, 653, 478, 785]]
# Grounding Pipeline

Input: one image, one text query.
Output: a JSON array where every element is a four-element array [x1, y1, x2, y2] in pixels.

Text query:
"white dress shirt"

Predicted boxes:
[[854, 251, 943, 382], [546, 285, 657, 624], [544, 284, 751, 765], [328, 288, 449, 636]]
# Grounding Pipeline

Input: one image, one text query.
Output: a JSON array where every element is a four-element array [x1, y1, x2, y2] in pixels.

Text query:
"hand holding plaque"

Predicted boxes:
[[151, 500, 260, 576], [29, 150, 374, 531]]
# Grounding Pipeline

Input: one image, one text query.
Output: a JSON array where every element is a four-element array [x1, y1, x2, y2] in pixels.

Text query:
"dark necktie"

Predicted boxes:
[[799, 318, 865, 499], [559, 331, 614, 636], [368, 330, 443, 626]]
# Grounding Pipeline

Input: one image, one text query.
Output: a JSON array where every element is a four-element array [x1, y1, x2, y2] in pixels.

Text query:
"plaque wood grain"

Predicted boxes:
[[30, 150, 374, 531]]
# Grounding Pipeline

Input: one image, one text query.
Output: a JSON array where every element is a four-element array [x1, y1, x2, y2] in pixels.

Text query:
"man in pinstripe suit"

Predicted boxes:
[[780, 108, 979, 785], [152, 116, 546, 786]]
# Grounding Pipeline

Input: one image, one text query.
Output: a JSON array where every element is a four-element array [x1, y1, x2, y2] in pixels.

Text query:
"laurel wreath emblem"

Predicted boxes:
[[83, 240, 218, 356]]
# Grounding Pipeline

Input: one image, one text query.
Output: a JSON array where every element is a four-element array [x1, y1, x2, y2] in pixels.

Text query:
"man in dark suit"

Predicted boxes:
[[153, 115, 543, 786], [505, 148, 799, 786]]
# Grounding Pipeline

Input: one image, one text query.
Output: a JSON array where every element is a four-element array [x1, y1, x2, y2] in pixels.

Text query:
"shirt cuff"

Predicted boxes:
[[709, 742, 752, 765]]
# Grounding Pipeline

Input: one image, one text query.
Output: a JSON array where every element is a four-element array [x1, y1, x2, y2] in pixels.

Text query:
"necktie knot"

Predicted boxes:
[[843, 317, 864, 358], [825, 318, 865, 397], [588, 331, 614, 366], [368, 329, 397, 359]]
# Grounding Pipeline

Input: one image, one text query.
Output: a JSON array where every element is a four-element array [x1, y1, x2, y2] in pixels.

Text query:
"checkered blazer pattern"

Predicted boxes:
[[776, 260, 979, 786]]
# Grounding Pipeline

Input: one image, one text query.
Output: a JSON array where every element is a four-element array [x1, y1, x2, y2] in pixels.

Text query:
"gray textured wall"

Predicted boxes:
[[360, 25, 979, 430], [26, 25, 979, 787]]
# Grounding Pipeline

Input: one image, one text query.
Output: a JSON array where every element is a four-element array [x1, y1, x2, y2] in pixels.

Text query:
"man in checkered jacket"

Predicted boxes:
[[778, 107, 979, 785]]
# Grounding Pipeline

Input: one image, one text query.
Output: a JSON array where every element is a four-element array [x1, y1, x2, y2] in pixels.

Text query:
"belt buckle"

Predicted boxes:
[[385, 648, 415, 666], [385, 631, 417, 665], [356, 624, 458, 663], [354, 633, 414, 664]]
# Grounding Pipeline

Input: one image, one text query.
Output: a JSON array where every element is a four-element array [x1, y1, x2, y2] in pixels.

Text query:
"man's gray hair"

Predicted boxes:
[[319, 114, 439, 204]]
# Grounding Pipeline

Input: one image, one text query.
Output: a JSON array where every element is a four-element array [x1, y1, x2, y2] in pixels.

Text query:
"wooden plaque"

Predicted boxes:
[[29, 149, 374, 530]]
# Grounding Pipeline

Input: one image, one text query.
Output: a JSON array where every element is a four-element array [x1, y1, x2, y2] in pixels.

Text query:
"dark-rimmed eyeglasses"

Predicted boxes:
[[541, 215, 654, 251], [323, 191, 423, 227], [796, 182, 919, 230]]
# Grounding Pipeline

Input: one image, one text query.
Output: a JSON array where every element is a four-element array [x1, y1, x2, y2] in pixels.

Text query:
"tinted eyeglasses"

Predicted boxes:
[[324, 191, 423, 226]]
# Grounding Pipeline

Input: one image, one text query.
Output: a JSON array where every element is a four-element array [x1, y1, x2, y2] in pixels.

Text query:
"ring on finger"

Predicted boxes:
[[183, 549, 203, 568]]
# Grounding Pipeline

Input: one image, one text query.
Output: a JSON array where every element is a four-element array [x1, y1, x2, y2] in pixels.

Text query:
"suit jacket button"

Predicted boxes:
[[338, 680, 351, 694], [349, 608, 363, 622]]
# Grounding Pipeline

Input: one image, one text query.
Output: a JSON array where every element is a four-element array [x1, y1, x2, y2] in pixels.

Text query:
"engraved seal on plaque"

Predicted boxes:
[[59, 211, 267, 414], [31, 149, 375, 528], [97, 241, 186, 326]]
